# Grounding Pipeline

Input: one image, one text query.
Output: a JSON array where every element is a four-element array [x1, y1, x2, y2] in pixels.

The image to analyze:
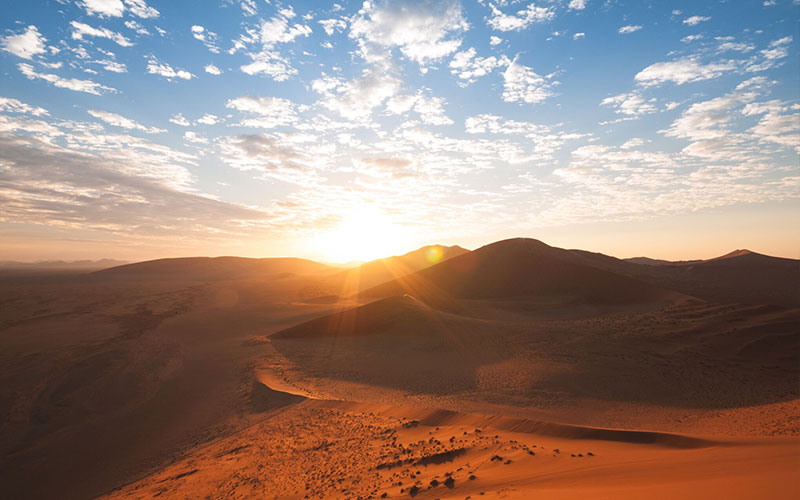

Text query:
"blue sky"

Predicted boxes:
[[1, 0, 798, 262]]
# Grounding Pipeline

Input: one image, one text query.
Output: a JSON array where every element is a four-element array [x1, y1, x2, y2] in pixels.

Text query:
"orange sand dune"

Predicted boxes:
[[102, 393, 800, 500]]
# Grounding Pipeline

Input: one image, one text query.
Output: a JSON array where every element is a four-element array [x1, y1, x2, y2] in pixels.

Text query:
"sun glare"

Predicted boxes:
[[313, 209, 416, 263]]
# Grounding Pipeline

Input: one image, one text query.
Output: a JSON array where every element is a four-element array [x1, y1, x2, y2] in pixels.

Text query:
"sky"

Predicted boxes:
[[0, 0, 798, 263]]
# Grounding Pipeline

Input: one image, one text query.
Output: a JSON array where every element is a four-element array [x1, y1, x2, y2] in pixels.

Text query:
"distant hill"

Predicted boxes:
[[360, 238, 675, 305], [330, 244, 469, 292], [624, 257, 703, 266], [0, 259, 128, 274], [569, 248, 800, 307], [93, 256, 334, 281]]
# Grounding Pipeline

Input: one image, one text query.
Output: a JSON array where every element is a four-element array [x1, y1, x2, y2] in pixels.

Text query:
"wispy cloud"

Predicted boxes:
[[18, 63, 116, 94], [88, 109, 165, 133]]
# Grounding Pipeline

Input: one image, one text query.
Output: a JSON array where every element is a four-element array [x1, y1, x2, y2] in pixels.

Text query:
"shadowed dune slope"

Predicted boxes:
[[92, 256, 335, 281], [360, 238, 677, 304], [272, 296, 420, 339]]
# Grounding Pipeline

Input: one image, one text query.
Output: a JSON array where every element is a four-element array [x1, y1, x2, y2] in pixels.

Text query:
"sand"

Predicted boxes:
[[1, 239, 798, 499], [102, 397, 800, 500]]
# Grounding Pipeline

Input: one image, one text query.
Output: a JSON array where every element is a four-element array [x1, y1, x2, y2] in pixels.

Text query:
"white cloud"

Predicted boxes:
[[0, 132, 278, 240], [124, 0, 159, 18], [124, 20, 149, 35], [621, 138, 646, 149], [146, 57, 194, 80], [88, 109, 165, 133], [569, 0, 587, 10], [97, 59, 127, 72], [717, 41, 755, 53], [258, 12, 312, 45], [240, 0, 257, 16], [683, 16, 711, 26], [349, 0, 468, 66], [219, 133, 325, 185], [0, 97, 49, 116], [80, 0, 125, 17], [770, 35, 793, 47], [1, 25, 46, 60], [312, 70, 401, 121], [635, 58, 735, 86], [183, 131, 208, 143], [490, 36, 502, 46], [233, 9, 311, 80], [191, 25, 220, 53], [319, 18, 347, 36], [240, 53, 297, 80], [449, 48, 510, 85], [204, 64, 222, 75], [758, 36, 792, 61], [502, 57, 555, 104], [18, 63, 116, 95], [465, 114, 587, 158], [226, 95, 299, 129], [487, 3, 555, 32], [742, 99, 800, 149], [618, 25, 642, 34], [665, 92, 750, 142], [601, 92, 657, 116], [385, 92, 453, 126], [79, 0, 158, 18], [573, 32, 585, 40], [196, 114, 219, 125], [70, 21, 133, 47], [744, 37, 792, 72], [169, 113, 191, 126]]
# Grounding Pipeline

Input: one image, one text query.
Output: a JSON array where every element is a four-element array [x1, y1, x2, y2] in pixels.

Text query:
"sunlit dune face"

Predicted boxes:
[[315, 209, 415, 263]]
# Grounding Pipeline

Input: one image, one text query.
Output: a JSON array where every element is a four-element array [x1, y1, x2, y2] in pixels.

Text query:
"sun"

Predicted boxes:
[[313, 209, 416, 263]]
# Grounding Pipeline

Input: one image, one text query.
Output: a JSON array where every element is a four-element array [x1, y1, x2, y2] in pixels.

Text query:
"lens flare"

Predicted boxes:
[[426, 246, 443, 263]]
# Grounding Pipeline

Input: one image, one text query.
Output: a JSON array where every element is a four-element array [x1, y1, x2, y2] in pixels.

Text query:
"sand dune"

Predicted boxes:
[[332, 244, 469, 291], [0, 258, 128, 273], [93, 256, 335, 281], [1, 237, 798, 499], [101, 396, 800, 500], [360, 238, 677, 305], [271, 296, 800, 417], [573, 248, 800, 307]]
